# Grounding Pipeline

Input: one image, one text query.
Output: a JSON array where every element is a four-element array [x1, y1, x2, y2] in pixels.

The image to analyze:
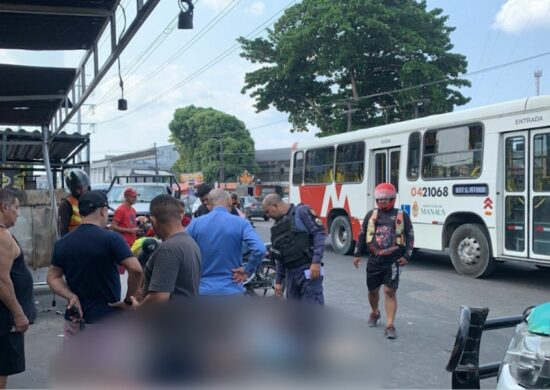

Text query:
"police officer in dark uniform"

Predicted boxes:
[[58, 168, 90, 237], [262, 193, 326, 305]]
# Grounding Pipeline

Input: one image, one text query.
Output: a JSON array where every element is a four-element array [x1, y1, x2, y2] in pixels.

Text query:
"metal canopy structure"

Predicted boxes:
[[0, 0, 117, 50], [0, 0, 163, 239], [0, 128, 89, 167], [0, 64, 75, 126]]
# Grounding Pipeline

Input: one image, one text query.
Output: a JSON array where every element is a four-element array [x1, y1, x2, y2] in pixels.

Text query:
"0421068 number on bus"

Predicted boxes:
[[410, 187, 449, 197]]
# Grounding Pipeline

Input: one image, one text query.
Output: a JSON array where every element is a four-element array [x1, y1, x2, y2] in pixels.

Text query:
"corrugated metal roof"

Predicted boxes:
[[0, 128, 89, 165]]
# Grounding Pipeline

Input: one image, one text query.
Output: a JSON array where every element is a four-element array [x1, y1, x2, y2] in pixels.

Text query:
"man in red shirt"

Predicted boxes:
[[112, 187, 138, 249]]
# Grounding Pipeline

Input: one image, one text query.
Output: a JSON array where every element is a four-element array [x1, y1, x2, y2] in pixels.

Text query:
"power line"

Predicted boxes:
[[331, 50, 550, 107], [96, 0, 242, 106], [249, 119, 288, 130], [94, 0, 298, 125], [93, 16, 178, 106], [92, 13, 550, 127]]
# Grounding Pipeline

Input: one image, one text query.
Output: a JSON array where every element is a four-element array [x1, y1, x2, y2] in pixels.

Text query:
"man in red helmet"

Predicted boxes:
[[352, 183, 414, 339]]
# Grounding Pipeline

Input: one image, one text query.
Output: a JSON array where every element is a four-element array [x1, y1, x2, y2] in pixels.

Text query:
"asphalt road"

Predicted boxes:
[[252, 219, 550, 389], [9, 219, 550, 388]]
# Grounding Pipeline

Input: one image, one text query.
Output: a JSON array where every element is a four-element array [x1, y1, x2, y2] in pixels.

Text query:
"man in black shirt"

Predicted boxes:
[[48, 191, 143, 340], [193, 184, 212, 218], [352, 183, 414, 339]]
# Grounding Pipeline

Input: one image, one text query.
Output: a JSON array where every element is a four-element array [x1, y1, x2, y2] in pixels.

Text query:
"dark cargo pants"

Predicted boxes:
[[285, 263, 324, 305]]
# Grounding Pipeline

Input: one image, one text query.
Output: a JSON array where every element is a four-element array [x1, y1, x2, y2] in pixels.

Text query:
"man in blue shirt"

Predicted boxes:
[[187, 189, 266, 296]]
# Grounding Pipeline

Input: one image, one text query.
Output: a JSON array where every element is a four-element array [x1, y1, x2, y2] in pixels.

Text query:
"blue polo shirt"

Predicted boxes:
[[187, 206, 266, 295]]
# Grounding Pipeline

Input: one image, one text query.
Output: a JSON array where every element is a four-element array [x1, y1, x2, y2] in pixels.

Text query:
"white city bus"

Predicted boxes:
[[289, 95, 550, 277]]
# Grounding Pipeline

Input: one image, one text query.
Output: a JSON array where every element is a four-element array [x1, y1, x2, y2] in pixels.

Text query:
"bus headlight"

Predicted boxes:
[[503, 322, 550, 388]]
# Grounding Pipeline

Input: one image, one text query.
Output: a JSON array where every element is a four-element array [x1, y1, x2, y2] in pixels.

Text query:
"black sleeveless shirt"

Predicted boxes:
[[0, 235, 34, 334]]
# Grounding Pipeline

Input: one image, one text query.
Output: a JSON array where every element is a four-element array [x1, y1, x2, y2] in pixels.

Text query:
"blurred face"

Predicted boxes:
[[1, 198, 20, 228], [376, 197, 395, 211], [200, 194, 209, 206], [126, 194, 137, 205]]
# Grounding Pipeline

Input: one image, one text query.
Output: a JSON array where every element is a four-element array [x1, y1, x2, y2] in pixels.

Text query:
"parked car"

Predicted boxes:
[[107, 183, 173, 217], [91, 183, 110, 194], [240, 196, 268, 221], [446, 302, 550, 389], [497, 302, 550, 389], [181, 194, 197, 217]]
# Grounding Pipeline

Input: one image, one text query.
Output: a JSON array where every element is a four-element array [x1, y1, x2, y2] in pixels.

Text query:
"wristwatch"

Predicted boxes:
[[124, 298, 133, 306]]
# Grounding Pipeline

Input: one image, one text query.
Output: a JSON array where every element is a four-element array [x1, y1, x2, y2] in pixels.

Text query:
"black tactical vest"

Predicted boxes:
[[270, 205, 313, 269]]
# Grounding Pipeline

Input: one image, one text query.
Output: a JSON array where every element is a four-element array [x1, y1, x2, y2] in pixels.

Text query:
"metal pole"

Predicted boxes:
[[535, 70, 542, 96], [76, 108, 82, 163], [41, 125, 59, 239], [154, 143, 159, 175], [219, 135, 224, 184], [347, 103, 352, 132]]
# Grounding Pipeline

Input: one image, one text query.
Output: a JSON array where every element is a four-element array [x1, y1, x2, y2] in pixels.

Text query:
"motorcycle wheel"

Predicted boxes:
[[250, 263, 277, 297]]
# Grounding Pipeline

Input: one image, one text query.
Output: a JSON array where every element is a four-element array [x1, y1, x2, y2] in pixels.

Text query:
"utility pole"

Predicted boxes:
[[341, 102, 359, 132], [153, 142, 159, 175], [218, 134, 224, 185], [535, 70, 543, 96]]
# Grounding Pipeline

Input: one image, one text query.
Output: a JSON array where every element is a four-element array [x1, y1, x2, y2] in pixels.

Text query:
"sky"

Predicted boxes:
[[1, 0, 550, 162]]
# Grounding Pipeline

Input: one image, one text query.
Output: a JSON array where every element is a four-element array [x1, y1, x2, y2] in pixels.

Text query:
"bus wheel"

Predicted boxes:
[[330, 216, 355, 255], [450, 223, 495, 278]]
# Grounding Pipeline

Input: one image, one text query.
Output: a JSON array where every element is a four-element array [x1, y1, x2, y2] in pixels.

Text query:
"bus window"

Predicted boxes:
[[533, 134, 550, 192], [305, 147, 335, 184], [505, 136, 525, 192], [335, 142, 365, 183], [422, 125, 483, 179], [390, 150, 400, 192], [375, 153, 386, 186], [292, 151, 304, 185], [407, 132, 421, 181]]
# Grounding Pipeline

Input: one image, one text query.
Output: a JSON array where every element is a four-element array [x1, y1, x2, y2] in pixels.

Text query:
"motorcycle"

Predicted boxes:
[[243, 244, 277, 297]]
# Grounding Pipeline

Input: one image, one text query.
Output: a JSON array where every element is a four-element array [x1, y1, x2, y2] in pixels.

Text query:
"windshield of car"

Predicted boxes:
[[242, 196, 260, 206], [108, 185, 167, 203]]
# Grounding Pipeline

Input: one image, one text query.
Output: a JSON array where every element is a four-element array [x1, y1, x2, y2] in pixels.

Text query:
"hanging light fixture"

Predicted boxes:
[[178, 0, 194, 29]]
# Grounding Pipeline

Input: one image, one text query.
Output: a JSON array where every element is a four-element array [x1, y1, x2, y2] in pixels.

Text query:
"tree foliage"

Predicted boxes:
[[169, 106, 257, 183], [238, 0, 470, 136]]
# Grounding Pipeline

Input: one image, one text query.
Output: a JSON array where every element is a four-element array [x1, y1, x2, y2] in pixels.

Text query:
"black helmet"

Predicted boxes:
[[65, 168, 90, 198]]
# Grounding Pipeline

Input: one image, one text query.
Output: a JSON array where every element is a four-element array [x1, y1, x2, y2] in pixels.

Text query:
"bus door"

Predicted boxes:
[[530, 129, 550, 263], [373, 147, 401, 207], [503, 132, 528, 257], [503, 129, 550, 263]]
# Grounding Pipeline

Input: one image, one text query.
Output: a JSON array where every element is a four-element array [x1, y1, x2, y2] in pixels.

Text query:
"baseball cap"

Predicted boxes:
[[124, 187, 138, 197], [78, 190, 112, 216]]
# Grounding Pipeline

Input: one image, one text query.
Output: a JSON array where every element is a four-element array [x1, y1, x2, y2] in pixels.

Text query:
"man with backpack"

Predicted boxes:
[[352, 183, 414, 339]]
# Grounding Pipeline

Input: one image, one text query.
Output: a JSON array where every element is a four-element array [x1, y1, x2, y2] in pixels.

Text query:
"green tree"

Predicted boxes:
[[238, 0, 470, 136], [169, 106, 258, 183]]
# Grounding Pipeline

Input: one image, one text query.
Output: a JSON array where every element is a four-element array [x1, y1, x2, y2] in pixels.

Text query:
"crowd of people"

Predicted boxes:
[[0, 167, 414, 387]]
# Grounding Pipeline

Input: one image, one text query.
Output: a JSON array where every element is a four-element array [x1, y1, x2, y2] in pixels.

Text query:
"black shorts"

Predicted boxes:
[[0, 331, 25, 376], [366, 262, 399, 291]]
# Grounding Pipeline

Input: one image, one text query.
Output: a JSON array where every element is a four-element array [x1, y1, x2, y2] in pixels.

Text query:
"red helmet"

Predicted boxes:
[[374, 183, 397, 211]]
